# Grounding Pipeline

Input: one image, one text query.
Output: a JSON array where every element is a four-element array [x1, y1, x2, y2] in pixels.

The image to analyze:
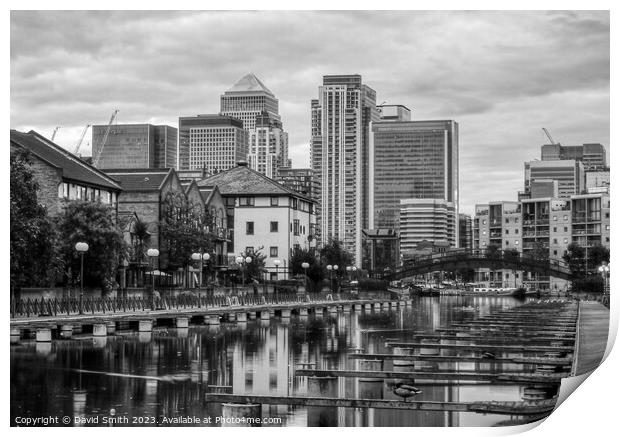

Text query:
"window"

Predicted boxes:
[[270, 246, 278, 257], [245, 247, 254, 255], [563, 238, 568, 244], [515, 229, 519, 234], [505, 229, 509, 235], [246, 221, 254, 235], [225, 197, 236, 206], [515, 240, 519, 245], [553, 216, 557, 221], [515, 217, 519, 223], [563, 215, 568, 220], [239, 197, 254, 206], [270, 221, 278, 232], [505, 240, 509, 246], [553, 227, 557, 232], [505, 218, 509, 224], [553, 238, 558, 244], [606, 225, 610, 230], [564, 227, 568, 232], [270, 197, 279, 206], [293, 219, 300, 236], [482, 220, 487, 225], [553, 250, 558, 256]]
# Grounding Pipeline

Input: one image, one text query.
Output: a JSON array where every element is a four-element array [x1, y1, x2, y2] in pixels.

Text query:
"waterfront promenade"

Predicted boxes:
[[573, 301, 610, 375]]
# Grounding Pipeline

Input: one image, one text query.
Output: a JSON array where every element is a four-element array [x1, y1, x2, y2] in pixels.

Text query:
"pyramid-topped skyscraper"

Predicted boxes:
[[220, 73, 289, 179], [220, 73, 280, 131]]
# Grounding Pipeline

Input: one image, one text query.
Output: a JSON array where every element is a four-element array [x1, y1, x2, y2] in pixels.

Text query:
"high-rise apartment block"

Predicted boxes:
[[178, 115, 248, 172], [247, 111, 289, 179], [276, 167, 317, 199], [369, 120, 459, 235], [378, 104, 412, 122], [310, 74, 380, 266], [541, 143, 607, 170], [458, 213, 473, 250], [92, 124, 178, 169], [221, 73, 289, 178], [473, 192, 609, 289]]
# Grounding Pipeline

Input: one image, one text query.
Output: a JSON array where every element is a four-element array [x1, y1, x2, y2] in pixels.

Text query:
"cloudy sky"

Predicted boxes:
[[10, 10, 609, 214]]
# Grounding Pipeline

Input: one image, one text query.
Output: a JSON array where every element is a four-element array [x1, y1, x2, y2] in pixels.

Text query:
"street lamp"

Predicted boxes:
[[327, 264, 334, 293], [301, 262, 310, 293], [598, 262, 610, 294], [236, 255, 253, 289], [191, 252, 211, 296], [146, 248, 159, 307], [334, 265, 339, 293], [75, 242, 89, 315], [274, 259, 281, 300], [346, 265, 352, 281]]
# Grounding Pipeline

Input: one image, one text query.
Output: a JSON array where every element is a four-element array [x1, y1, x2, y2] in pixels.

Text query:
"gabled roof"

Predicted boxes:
[[10, 129, 122, 191], [225, 73, 274, 96], [196, 164, 313, 202], [103, 168, 174, 192]]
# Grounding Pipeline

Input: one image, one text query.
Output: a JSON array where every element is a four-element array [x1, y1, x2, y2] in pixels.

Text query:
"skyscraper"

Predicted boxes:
[[368, 119, 459, 233], [178, 114, 248, 172], [221, 73, 289, 177], [92, 123, 178, 169], [524, 159, 585, 199], [541, 143, 607, 170], [310, 74, 380, 266]]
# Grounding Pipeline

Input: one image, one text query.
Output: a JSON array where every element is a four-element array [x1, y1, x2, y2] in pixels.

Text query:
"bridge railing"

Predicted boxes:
[[9, 291, 360, 319]]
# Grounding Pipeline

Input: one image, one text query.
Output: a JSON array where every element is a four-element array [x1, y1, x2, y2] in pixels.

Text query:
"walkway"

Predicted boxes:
[[573, 301, 609, 375]]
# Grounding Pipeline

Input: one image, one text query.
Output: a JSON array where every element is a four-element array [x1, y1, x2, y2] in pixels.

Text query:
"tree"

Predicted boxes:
[[563, 243, 586, 279], [484, 244, 502, 271], [588, 244, 610, 269], [130, 217, 151, 265], [290, 247, 324, 284], [10, 150, 59, 298], [161, 192, 214, 271], [242, 246, 267, 284], [320, 239, 353, 278], [55, 200, 126, 295], [503, 248, 521, 287]]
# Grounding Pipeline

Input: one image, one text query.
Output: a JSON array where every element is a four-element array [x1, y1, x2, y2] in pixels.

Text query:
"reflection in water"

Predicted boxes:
[[11, 296, 531, 427]]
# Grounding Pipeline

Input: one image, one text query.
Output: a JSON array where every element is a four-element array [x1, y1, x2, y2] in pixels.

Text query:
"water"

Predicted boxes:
[[11, 296, 535, 427]]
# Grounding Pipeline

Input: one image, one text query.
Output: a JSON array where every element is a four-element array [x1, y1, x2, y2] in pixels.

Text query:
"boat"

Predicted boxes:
[[387, 281, 411, 298]]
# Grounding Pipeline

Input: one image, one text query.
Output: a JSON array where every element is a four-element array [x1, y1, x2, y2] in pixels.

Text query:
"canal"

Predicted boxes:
[[11, 295, 532, 427]]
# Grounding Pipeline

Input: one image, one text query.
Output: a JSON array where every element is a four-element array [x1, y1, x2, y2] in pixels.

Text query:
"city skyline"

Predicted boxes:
[[10, 10, 610, 214]]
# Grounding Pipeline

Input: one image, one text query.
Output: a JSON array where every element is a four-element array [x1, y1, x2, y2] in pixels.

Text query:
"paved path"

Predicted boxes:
[[574, 301, 609, 375]]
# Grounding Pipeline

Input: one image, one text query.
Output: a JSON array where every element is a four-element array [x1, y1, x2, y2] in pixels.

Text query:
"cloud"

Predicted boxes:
[[10, 10, 609, 214]]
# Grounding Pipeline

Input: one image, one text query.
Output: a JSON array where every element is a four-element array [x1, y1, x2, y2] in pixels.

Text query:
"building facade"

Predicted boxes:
[[276, 167, 317, 199], [524, 159, 585, 199], [369, 119, 459, 234], [220, 73, 280, 131], [310, 74, 380, 266], [179, 115, 248, 172], [377, 104, 412, 122], [11, 130, 122, 217], [400, 198, 456, 254], [92, 124, 178, 170], [197, 162, 316, 280], [458, 213, 473, 250], [541, 143, 607, 170], [247, 111, 289, 178]]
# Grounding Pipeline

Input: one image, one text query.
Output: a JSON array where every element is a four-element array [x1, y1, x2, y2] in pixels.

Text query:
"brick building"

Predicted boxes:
[[11, 130, 122, 217]]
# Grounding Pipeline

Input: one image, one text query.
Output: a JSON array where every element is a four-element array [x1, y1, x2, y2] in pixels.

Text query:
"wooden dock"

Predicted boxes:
[[203, 393, 557, 416], [346, 353, 572, 366], [573, 301, 609, 375]]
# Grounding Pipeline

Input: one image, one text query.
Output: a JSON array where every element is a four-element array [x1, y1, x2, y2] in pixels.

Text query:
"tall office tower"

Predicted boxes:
[[310, 74, 380, 266], [178, 115, 248, 172], [276, 167, 317, 199], [378, 104, 412, 122], [368, 120, 459, 236], [585, 169, 610, 192], [541, 143, 607, 170], [524, 159, 585, 199], [458, 213, 473, 250], [92, 124, 178, 169], [221, 74, 289, 177], [247, 111, 289, 178], [220, 73, 280, 131], [400, 199, 456, 252]]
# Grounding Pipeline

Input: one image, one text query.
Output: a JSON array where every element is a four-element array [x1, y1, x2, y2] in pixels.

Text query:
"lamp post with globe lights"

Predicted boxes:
[[598, 262, 610, 294], [191, 252, 211, 297], [146, 248, 159, 307], [301, 262, 310, 293], [333, 265, 339, 293], [236, 255, 253, 292], [273, 259, 281, 300], [75, 242, 89, 315]]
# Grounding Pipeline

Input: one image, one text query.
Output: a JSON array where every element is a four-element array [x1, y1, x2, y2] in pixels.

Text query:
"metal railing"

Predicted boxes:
[[9, 291, 362, 319]]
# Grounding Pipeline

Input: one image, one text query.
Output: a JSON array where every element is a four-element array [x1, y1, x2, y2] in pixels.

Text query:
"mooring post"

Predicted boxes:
[[35, 327, 52, 343], [93, 323, 107, 337]]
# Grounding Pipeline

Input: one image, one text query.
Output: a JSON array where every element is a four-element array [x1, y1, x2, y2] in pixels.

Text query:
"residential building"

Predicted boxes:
[[400, 198, 456, 254], [378, 104, 412, 122], [571, 192, 610, 250], [524, 159, 585, 199], [541, 143, 607, 170], [458, 213, 473, 250], [530, 179, 559, 199], [220, 73, 280, 131], [369, 119, 459, 235], [585, 169, 610, 192], [247, 111, 289, 178], [10, 129, 122, 217], [310, 74, 380, 266], [276, 167, 317, 199], [196, 162, 316, 280], [91, 124, 178, 170], [178, 114, 248, 172]]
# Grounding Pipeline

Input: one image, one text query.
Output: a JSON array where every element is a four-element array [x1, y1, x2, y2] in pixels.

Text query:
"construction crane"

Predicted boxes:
[[92, 109, 119, 167], [51, 126, 61, 141], [542, 128, 558, 145], [73, 124, 91, 155]]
